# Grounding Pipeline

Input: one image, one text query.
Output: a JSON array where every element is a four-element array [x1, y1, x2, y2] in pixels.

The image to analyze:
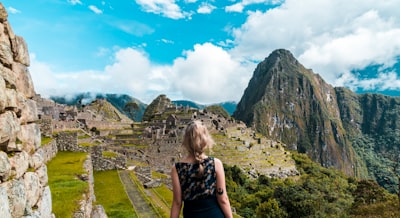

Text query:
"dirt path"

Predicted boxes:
[[119, 170, 160, 218]]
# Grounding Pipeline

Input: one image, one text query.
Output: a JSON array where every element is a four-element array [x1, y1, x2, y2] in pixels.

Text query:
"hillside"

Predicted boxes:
[[50, 93, 147, 121], [233, 49, 400, 193]]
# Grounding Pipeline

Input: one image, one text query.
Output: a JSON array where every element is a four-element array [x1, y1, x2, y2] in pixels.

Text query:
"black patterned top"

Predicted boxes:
[[175, 157, 217, 201]]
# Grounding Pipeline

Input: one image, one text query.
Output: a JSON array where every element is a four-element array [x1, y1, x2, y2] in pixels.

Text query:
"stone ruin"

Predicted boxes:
[[0, 4, 109, 217], [0, 3, 52, 217]]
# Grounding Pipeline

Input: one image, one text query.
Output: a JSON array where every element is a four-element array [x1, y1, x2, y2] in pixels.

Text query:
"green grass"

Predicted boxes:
[[94, 170, 137, 217], [41, 136, 53, 146], [102, 151, 118, 158], [79, 142, 99, 147], [47, 152, 88, 217], [78, 134, 91, 139]]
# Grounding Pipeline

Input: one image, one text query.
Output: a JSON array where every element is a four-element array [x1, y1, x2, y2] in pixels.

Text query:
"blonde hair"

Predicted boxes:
[[182, 120, 214, 177]]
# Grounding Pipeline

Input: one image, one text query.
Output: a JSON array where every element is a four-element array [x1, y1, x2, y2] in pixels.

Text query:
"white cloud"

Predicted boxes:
[[231, 0, 400, 88], [159, 38, 174, 44], [225, 3, 244, 13], [89, 5, 103, 14], [30, 44, 253, 104], [68, 0, 82, 5], [169, 43, 253, 103], [135, 0, 187, 19], [225, 0, 282, 13], [197, 3, 216, 14], [7, 7, 21, 14]]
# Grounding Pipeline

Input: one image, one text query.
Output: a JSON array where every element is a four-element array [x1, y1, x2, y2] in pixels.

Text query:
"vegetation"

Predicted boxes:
[[102, 151, 118, 158], [124, 101, 140, 121], [128, 172, 166, 217], [352, 130, 400, 193], [225, 152, 399, 218], [93, 170, 137, 217], [41, 136, 53, 145], [204, 105, 230, 118], [47, 152, 88, 217]]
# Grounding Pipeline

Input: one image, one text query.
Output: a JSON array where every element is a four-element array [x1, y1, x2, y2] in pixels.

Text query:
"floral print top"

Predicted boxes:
[[175, 157, 217, 201]]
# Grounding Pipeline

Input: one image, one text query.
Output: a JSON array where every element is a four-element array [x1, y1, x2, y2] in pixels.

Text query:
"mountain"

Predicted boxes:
[[50, 93, 147, 121], [233, 49, 400, 193], [82, 98, 133, 123], [172, 100, 237, 115]]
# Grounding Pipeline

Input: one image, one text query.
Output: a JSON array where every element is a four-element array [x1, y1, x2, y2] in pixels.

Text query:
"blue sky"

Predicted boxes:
[[2, 0, 400, 104]]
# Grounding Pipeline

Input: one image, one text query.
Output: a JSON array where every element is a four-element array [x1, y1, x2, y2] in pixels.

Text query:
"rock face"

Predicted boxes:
[[234, 49, 400, 191], [234, 49, 356, 175], [0, 3, 53, 217]]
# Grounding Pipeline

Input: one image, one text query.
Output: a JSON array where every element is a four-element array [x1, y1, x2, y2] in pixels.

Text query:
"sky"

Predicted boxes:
[[2, 0, 400, 104]]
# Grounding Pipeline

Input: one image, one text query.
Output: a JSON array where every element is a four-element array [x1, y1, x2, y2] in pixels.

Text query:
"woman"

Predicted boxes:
[[170, 120, 233, 218]]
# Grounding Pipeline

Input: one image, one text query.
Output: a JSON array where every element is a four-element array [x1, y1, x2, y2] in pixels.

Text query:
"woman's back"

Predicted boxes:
[[175, 157, 217, 201]]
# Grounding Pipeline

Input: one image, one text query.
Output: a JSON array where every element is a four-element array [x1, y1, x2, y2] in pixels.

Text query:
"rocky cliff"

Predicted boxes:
[[0, 3, 53, 217], [234, 49, 356, 176], [234, 49, 400, 192]]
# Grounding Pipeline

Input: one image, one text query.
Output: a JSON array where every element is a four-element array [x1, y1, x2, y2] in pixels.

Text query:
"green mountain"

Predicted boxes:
[[233, 49, 400, 193], [50, 92, 147, 121], [172, 100, 237, 115]]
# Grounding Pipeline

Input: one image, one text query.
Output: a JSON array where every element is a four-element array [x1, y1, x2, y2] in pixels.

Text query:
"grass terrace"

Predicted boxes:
[[94, 170, 137, 217], [47, 151, 88, 217]]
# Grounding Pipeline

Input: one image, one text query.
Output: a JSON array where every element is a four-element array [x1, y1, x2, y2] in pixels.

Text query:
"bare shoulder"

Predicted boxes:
[[213, 157, 224, 170], [213, 157, 222, 165]]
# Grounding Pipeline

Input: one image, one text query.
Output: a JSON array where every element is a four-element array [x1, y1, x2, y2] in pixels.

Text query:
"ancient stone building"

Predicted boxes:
[[0, 4, 53, 217]]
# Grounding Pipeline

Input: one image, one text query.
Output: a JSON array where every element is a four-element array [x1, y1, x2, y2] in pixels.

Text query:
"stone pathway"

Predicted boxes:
[[118, 170, 160, 218]]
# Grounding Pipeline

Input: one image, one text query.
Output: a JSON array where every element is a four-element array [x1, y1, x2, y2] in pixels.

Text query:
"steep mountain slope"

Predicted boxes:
[[234, 49, 356, 176], [233, 49, 400, 193]]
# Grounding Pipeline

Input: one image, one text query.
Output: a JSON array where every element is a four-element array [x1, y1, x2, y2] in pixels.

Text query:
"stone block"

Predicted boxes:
[[18, 123, 41, 153], [0, 111, 19, 150], [0, 75, 6, 112], [0, 151, 11, 182], [29, 151, 44, 170], [24, 172, 41, 208], [7, 178, 27, 218], [38, 186, 52, 218], [36, 164, 48, 186], [19, 98, 38, 124], [9, 150, 29, 179], [0, 185, 12, 218], [5, 88, 18, 110], [0, 64, 16, 90], [0, 41, 13, 67], [12, 35, 30, 66], [91, 205, 107, 218], [12, 62, 35, 98]]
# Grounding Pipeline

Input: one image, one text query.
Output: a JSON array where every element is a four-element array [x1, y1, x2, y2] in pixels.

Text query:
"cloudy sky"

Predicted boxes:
[[3, 0, 400, 104]]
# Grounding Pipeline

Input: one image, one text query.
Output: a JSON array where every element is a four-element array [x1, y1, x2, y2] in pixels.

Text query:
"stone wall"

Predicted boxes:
[[91, 146, 127, 171], [0, 3, 53, 217], [55, 131, 89, 152]]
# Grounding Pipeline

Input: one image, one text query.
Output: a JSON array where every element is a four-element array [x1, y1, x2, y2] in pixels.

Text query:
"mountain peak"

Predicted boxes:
[[265, 48, 301, 70]]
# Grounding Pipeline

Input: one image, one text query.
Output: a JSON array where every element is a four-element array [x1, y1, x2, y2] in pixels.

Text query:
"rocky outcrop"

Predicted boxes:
[[234, 49, 356, 176], [0, 3, 53, 217]]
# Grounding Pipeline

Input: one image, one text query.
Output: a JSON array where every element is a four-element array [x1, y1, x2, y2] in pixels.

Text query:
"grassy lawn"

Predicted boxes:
[[47, 151, 88, 217], [94, 170, 137, 217]]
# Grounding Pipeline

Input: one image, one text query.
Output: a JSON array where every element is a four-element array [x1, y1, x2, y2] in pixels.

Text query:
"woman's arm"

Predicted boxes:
[[170, 165, 182, 218], [215, 158, 233, 218]]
